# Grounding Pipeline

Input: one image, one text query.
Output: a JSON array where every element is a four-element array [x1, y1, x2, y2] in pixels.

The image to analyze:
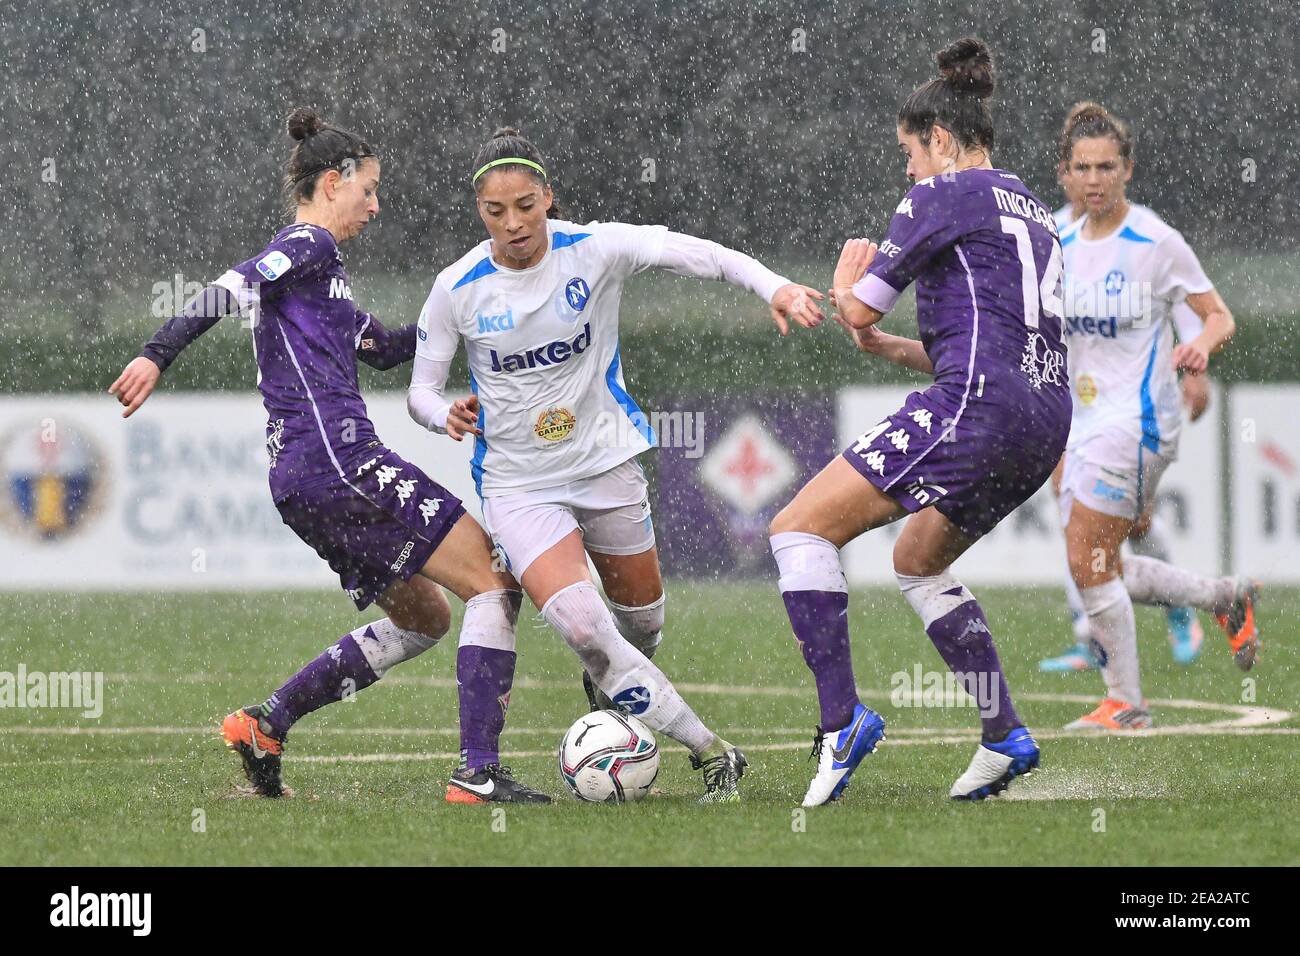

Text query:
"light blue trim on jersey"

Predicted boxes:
[[1060, 229, 1078, 248], [605, 346, 656, 446], [1136, 441, 1146, 515], [452, 257, 498, 290], [1138, 325, 1162, 453], [468, 369, 488, 497], [551, 231, 592, 250], [1119, 225, 1154, 244]]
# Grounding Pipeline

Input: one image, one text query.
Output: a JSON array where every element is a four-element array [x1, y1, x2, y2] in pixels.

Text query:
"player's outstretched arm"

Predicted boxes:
[[829, 299, 933, 374], [109, 284, 237, 418], [640, 228, 824, 335], [356, 313, 418, 370]]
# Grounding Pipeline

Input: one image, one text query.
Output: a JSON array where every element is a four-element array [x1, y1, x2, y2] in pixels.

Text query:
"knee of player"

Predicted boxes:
[[768, 505, 805, 537], [892, 540, 946, 579], [392, 594, 452, 644]]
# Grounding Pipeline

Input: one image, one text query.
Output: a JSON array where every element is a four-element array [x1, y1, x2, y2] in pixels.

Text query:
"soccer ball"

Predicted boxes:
[[558, 709, 660, 802]]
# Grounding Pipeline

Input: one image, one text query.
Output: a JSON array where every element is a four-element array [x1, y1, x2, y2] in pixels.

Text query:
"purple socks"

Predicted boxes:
[[457, 645, 516, 772], [781, 590, 860, 732], [261, 632, 379, 739], [924, 601, 1021, 741]]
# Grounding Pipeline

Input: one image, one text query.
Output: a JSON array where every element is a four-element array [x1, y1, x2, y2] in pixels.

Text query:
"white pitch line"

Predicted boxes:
[[6, 725, 1299, 772]]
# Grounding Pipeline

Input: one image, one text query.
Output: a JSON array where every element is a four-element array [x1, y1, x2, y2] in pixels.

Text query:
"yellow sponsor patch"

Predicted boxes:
[[1077, 374, 1098, 406], [534, 405, 577, 443]]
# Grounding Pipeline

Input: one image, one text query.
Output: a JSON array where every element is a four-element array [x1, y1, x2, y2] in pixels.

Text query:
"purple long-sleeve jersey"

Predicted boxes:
[[852, 168, 1072, 444], [206, 223, 415, 500]]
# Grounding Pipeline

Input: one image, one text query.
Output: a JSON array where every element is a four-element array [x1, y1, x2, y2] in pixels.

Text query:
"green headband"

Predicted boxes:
[[472, 157, 548, 184]]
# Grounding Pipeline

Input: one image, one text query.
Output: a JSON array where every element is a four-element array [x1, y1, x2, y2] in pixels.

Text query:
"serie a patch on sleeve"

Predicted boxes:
[[256, 250, 292, 281]]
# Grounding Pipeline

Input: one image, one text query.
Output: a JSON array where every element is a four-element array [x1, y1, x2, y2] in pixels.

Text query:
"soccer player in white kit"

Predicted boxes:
[[407, 127, 826, 801], [1050, 104, 1260, 731], [1041, 103, 1211, 672]]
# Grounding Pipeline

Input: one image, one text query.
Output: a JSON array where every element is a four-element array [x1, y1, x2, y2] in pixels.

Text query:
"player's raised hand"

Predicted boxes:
[[108, 357, 162, 418], [445, 394, 482, 441], [831, 300, 885, 354], [769, 283, 826, 336], [832, 238, 878, 293], [1172, 340, 1209, 376]]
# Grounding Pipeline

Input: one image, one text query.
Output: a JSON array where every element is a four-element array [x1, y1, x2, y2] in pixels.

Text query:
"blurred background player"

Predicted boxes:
[[1042, 103, 1209, 671], [407, 126, 826, 803], [1048, 103, 1259, 731], [770, 38, 1067, 805], [110, 108, 547, 803]]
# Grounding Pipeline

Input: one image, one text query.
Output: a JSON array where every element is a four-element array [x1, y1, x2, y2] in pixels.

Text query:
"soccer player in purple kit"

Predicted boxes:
[[768, 38, 1072, 805], [109, 108, 548, 804]]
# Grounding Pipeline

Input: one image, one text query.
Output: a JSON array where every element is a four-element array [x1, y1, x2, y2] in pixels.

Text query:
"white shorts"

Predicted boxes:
[[481, 458, 655, 579], [1059, 430, 1174, 525]]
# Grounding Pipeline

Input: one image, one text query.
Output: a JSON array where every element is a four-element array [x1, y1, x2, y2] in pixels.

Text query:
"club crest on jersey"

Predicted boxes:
[[554, 277, 591, 323], [566, 277, 590, 310], [255, 251, 291, 281], [1105, 269, 1126, 296], [1076, 373, 1098, 405], [488, 322, 591, 373], [534, 405, 577, 443], [1019, 331, 1065, 391]]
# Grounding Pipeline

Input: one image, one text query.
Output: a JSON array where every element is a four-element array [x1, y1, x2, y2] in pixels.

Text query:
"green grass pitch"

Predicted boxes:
[[1, 583, 1295, 866]]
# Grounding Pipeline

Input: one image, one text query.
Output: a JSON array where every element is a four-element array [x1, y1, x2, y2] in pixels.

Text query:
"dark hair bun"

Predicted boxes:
[[286, 107, 325, 141], [491, 126, 521, 140], [937, 37, 995, 98]]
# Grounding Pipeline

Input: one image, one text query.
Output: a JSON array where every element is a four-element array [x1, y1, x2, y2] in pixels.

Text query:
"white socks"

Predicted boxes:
[[609, 594, 665, 658], [1079, 578, 1142, 705], [770, 531, 846, 593], [1123, 555, 1237, 613], [460, 589, 522, 652], [352, 618, 441, 679], [542, 582, 714, 753], [895, 572, 975, 628]]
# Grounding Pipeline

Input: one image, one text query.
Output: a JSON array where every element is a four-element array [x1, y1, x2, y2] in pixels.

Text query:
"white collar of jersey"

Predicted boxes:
[[487, 220, 566, 278], [1071, 202, 1137, 245]]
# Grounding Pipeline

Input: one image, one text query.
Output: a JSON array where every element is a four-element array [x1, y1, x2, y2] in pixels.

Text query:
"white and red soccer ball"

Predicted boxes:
[[558, 710, 660, 802]]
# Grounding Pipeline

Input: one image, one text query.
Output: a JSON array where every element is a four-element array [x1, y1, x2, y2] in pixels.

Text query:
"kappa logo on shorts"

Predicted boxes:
[[418, 498, 443, 525], [390, 540, 415, 573]]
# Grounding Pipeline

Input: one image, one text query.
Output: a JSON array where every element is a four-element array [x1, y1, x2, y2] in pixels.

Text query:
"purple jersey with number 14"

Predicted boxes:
[[843, 167, 1072, 538]]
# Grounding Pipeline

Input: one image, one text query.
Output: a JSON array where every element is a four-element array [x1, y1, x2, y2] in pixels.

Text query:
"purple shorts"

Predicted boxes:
[[842, 389, 1062, 539], [275, 446, 466, 609]]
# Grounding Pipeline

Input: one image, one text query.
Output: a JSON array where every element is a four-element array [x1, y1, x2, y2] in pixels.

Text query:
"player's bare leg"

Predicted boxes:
[[1063, 502, 1151, 731]]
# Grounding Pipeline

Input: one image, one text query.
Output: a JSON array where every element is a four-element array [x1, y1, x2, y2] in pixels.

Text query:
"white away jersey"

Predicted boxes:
[[417, 219, 668, 497], [1059, 204, 1213, 456]]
